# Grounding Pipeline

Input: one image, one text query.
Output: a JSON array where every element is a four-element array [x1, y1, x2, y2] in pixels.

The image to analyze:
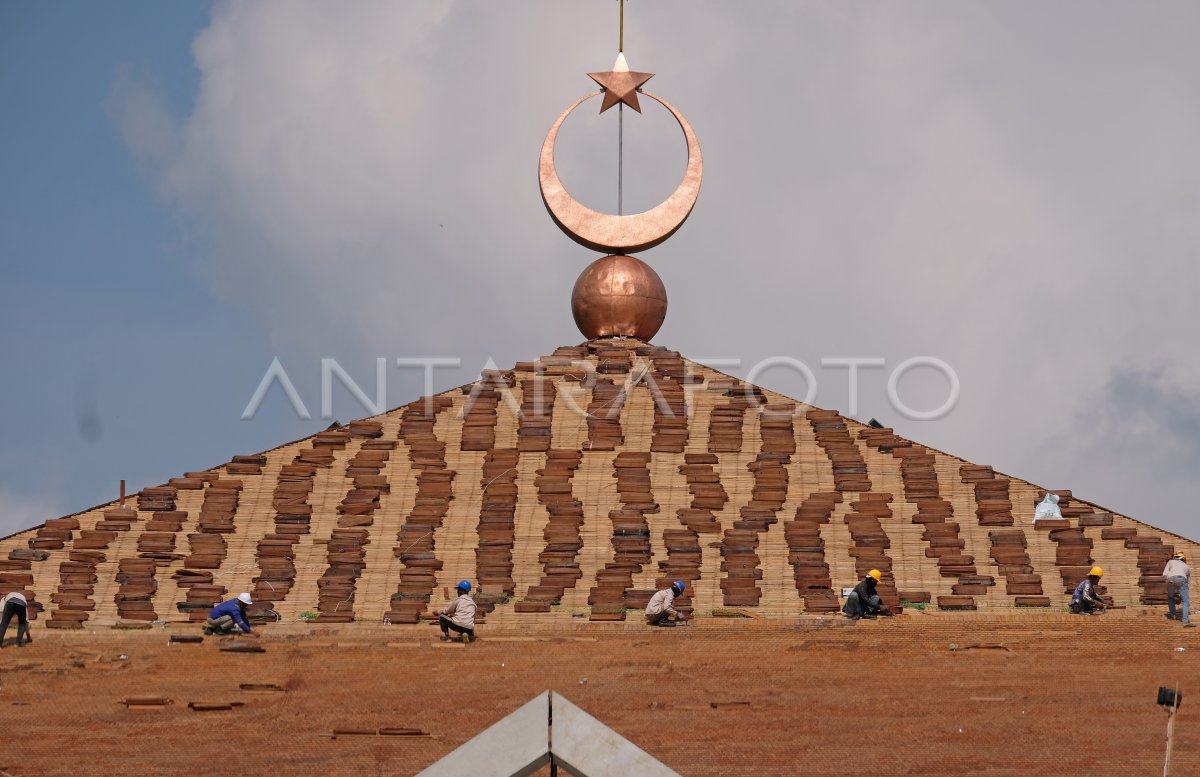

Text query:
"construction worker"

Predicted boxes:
[[1163, 552, 1193, 627], [204, 592, 256, 636], [438, 580, 477, 643], [843, 569, 891, 619], [1069, 567, 1107, 615], [0, 590, 32, 648], [645, 581, 688, 627]]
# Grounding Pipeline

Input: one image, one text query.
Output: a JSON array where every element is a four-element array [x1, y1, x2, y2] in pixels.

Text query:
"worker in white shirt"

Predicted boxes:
[[1163, 552, 1193, 627], [645, 581, 688, 627], [0, 590, 32, 648], [438, 580, 477, 643]]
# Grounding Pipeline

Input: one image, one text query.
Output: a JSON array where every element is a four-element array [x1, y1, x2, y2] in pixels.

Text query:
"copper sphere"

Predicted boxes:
[[571, 254, 667, 341]]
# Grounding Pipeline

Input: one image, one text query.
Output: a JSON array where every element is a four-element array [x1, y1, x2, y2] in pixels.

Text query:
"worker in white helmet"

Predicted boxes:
[[204, 592, 257, 636]]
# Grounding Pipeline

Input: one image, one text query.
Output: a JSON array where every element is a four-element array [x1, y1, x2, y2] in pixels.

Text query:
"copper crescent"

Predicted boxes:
[[539, 90, 703, 254]]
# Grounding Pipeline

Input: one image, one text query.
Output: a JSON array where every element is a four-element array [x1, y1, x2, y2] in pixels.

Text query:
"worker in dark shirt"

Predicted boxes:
[[843, 569, 891, 620], [1069, 567, 1107, 615]]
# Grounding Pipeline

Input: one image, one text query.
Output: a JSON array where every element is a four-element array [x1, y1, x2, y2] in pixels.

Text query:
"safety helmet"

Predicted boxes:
[[671, 580, 686, 595], [1088, 566, 1103, 578], [868, 569, 882, 582], [457, 580, 472, 593], [1175, 552, 1187, 561], [237, 592, 253, 605]]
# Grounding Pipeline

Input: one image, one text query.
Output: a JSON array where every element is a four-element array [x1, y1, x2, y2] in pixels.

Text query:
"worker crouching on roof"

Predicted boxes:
[[0, 590, 32, 647], [1163, 552, 1193, 627], [843, 569, 892, 620], [1069, 567, 1107, 615], [204, 592, 257, 636], [438, 580, 477, 643], [645, 581, 689, 627]]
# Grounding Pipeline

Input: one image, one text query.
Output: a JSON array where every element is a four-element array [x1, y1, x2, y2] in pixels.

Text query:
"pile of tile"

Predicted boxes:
[[184, 533, 226, 571], [114, 557, 157, 622], [475, 448, 520, 596], [589, 452, 656, 620], [253, 462, 317, 604], [225, 453, 266, 476], [46, 549, 103, 628], [645, 348, 689, 453], [844, 495, 901, 611], [337, 441, 394, 529], [346, 419, 384, 438], [586, 378, 627, 451], [1115, 530, 1176, 605], [656, 526, 701, 610], [0, 558, 39, 622], [532, 346, 589, 381], [386, 397, 456, 625], [1046, 525, 1095, 593], [290, 429, 349, 469], [518, 450, 584, 611], [809, 410, 871, 492], [759, 404, 797, 455], [707, 382, 765, 453], [197, 480, 242, 534], [137, 486, 177, 513], [676, 454, 725, 534], [593, 345, 632, 375], [960, 465, 1015, 526], [785, 491, 843, 612], [460, 370, 514, 451], [516, 377, 555, 453], [895, 445, 985, 597], [27, 516, 79, 550], [316, 528, 370, 622], [140, 478, 204, 559], [720, 452, 790, 607], [173, 569, 218, 620], [988, 529, 1045, 602]]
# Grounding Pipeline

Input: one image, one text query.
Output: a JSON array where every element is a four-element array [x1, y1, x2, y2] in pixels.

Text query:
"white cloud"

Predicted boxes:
[[113, 1, 1200, 538]]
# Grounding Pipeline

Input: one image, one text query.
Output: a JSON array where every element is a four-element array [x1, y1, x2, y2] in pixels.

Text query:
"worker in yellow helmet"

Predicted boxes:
[[1068, 566, 1107, 615], [842, 569, 892, 620]]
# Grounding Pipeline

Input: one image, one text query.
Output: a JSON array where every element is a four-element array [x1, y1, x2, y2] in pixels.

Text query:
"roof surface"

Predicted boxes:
[[2, 337, 1195, 629]]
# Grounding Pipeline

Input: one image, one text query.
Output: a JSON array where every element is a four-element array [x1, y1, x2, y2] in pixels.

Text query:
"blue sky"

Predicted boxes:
[[2, 2, 1199, 540], [0, 2, 300, 528]]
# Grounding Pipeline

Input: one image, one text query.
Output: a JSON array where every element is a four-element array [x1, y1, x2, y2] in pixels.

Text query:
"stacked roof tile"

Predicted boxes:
[[1, 338, 1196, 628]]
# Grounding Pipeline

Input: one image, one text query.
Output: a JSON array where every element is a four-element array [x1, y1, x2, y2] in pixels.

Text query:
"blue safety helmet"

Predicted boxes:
[[671, 580, 685, 595], [457, 580, 472, 593]]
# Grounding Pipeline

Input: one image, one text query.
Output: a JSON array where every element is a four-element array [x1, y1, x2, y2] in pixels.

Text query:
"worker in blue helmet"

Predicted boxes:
[[437, 580, 477, 643], [645, 581, 689, 627]]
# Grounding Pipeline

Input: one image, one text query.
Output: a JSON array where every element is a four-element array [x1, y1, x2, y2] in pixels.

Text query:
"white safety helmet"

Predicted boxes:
[[237, 592, 253, 605]]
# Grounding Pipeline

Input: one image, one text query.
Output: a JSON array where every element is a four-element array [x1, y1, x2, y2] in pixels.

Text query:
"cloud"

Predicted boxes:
[[0, 488, 63, 539], [112, 1, 1200, 537]]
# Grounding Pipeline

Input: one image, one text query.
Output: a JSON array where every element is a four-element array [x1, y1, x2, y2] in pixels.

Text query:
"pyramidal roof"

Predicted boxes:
[[3, 338, 1196, 629]]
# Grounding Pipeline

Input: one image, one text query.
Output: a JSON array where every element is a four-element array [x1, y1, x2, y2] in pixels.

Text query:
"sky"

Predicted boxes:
[[1, 1, 1199, 540]]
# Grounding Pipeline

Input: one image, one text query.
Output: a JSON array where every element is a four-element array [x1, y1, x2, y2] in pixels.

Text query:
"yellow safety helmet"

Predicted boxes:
[[868, 569, 883, 582], [1175, 552, 1187, 561], [1089, 566, 1103, 578]]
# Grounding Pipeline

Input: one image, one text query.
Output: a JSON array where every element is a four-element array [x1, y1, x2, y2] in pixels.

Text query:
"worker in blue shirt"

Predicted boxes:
[[204, 592, 256, 636]]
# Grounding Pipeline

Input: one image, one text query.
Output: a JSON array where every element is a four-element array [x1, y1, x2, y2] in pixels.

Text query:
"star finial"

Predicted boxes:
[[587, 52, 654, 114]]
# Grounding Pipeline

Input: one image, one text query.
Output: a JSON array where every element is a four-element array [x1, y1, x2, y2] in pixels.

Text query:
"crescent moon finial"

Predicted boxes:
[[538, 90, 702, 255]]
